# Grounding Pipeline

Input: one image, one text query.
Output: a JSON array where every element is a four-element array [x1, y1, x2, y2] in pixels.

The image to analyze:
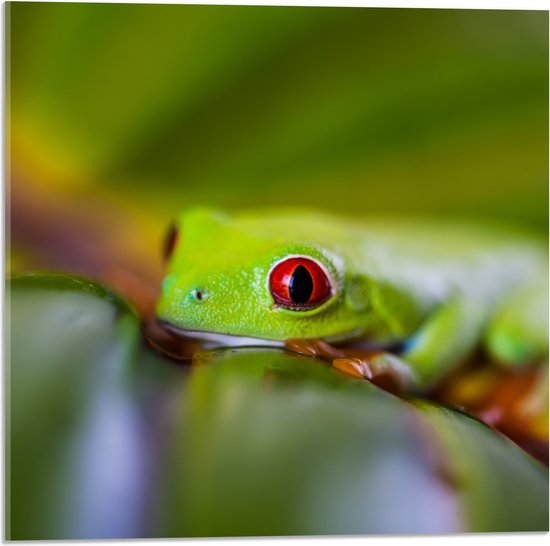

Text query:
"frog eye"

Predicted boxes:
[[162, 222, 179, 262], [269, 256, 333, 310]]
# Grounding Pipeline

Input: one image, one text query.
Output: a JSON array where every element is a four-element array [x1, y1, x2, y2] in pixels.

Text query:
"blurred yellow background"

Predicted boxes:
[[7, 4, 549, 285]]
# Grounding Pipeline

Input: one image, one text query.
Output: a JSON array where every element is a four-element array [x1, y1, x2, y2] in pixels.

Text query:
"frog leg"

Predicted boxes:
[[400, 297, 487, 390], [488, 279, 550, 441], [484, 280, 549, 368], [287, 298, 487, 392]]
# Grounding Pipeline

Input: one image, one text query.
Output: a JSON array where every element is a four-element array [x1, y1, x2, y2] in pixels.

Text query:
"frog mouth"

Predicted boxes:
[[156, 321, 403, 352], [157, 320, 285, 348]]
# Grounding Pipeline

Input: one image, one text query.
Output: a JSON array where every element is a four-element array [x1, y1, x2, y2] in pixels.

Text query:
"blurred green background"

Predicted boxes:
[[7, 4, 549, 285]]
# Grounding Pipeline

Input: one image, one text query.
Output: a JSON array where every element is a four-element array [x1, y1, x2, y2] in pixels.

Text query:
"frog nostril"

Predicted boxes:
[[190, 288, 209, 302]]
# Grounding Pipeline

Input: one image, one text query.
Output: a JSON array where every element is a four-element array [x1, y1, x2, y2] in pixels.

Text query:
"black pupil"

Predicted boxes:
[[289, 265, 314, 304]]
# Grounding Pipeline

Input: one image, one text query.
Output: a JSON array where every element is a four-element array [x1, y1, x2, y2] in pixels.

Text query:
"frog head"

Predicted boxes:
[[156, 208, 380, 343]]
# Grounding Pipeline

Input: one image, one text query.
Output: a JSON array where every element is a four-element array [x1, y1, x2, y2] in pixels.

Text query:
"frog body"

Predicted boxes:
[[156, 208, 548, 387]]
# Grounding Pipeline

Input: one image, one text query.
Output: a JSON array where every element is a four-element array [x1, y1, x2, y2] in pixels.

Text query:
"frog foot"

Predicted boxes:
[[332, 353, 414, 394], [284, 338, 414, 395]]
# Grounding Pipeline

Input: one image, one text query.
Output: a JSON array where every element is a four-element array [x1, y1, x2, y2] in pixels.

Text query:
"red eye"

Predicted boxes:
[[162, 222, 179, 262], [269, 257, 333, 310]]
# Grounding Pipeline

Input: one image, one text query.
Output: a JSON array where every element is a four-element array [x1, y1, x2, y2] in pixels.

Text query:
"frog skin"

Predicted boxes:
[[156, 207, 548, 388]]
